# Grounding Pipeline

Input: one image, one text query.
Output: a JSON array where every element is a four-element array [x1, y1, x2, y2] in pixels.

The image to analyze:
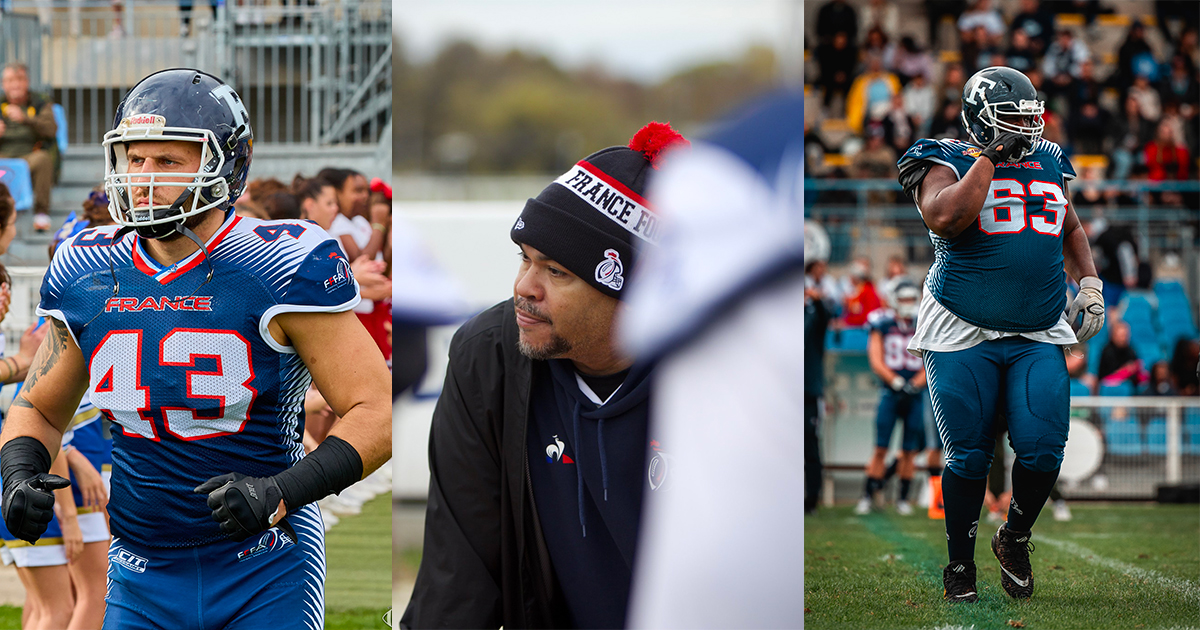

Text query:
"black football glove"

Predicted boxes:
[[2, 473, 70, 544], [980, 131, 1032, 166], [195, 472, 296, 543], [902, 381, 925, 396]]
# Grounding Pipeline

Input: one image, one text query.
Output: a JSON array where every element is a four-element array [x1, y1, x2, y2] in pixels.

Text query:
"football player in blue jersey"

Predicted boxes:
[[895, 66, 1105, 603], [0, 69, 391, 629], [857, 281, 926, 516]]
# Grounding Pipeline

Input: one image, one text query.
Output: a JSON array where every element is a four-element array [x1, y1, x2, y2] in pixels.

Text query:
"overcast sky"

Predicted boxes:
[[394, 0, 801, 84]]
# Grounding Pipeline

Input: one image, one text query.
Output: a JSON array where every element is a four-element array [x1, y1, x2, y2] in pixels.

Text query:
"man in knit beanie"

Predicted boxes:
[[403, 123, 688, 629]]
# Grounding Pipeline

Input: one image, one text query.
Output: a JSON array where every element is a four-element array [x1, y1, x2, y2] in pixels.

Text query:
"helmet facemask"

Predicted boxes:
[[966, 97, 1045, 161], [892, 284, 921, 321], [103, 121, 230, 238]]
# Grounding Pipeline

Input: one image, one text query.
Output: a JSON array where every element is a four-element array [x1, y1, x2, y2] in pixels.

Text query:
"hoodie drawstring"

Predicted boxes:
[[597, 417, 609, 502], [572, 400, 586, 538]]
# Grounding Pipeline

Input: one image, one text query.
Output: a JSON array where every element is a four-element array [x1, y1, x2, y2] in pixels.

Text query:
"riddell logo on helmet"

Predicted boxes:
[[124, 114, 166, 127]]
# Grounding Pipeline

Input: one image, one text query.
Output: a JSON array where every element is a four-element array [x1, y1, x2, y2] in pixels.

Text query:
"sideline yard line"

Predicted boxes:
[[1039, 536, 1200, 606]]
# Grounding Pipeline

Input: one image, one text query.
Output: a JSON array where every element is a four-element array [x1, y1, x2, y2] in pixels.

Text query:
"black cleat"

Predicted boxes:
[[992, 522, 1035, 599], [943, 560, 978, 603]]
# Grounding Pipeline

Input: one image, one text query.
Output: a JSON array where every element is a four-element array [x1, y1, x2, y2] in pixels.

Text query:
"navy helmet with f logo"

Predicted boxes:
[[960, 66, 1044, 160]]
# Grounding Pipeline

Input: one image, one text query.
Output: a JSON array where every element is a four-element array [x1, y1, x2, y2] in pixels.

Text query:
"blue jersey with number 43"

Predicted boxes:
[[897, 137, 1076, 332], [36, 215, 360, 548]]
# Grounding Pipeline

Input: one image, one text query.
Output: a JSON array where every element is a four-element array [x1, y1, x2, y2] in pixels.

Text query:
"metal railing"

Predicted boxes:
[[818, 386, 1200, 503], [1063, 396, 1200, 500], [0, 0, 390, 146]]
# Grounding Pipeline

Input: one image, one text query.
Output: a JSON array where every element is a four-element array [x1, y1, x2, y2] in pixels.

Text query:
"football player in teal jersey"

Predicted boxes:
[[896, 66, 1105, 603]]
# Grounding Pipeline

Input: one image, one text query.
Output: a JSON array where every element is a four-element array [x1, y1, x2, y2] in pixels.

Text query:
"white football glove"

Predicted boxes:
[[1067, 276, 1105, 343], [889, 375, 907, 392]]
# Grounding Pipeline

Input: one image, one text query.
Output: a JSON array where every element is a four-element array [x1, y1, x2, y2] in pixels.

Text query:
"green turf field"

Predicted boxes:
[[805, 503, 1200, 629], [0, 495, 391, 630], [325, 494, 392, 627]]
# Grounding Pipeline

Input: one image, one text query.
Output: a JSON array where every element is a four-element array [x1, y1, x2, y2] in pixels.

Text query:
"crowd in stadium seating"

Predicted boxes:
[[808, 0, 1199, 198]]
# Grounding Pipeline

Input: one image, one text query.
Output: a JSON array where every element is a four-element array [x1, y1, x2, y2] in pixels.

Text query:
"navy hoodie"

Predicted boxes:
[[526, 357, 654, 629]]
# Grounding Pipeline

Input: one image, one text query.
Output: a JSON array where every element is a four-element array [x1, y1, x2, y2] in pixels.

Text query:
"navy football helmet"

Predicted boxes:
[[959, 66, 1043, 160], [103, 69, 252, 238]]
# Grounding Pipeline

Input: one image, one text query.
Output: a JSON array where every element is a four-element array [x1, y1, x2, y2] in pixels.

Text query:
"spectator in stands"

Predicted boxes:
[[816, 31, 859, 110], [957, 0, 1005, 45], [1174, 27, 1198, 76], [902, 72, 937, 135], [1156, 0, 1200, 46], [1071, 166, 1115, 212], [1109, 95, 1157, 180], [927, 99, 966, 140], [889, 36, 934, 87], [1067, 58, 1106, 117], [853, 124, 898, 204], [1115, 21, 1159, 92], [0, 62, 57, 233], [1069, 101, 1110, 155], [1144, 119, 1191, 206], [294, 175, 339, 230], [318, 167, 370, 220], [859, 0, 899, 41], [262, 190, 300, 220], [178, 0, 215, 37], [1169, 338, 1200, 396], [1098, 321, 1142, 389], [960, 24, 999, 76], [1162, 54, 1199, 155], [936, 62, 966, 111], [816, 0, 858, 46], [1088, 216, 1143, 304], [845, 53, 900, 134], [840, 257, 882, 327], [1143, 360, 1178, 396], [1042, 30, 1091, 99], [863, 26, 890, 61], [924, 0, 966, 51], [323, 169, 382, 261], [881, 93, 917, 156], [1129, 73, 1163, 122], [245, 176, 286, 203], [1061, 0, 1114, 28], [1010, 0, 1055, 55], [1005, 28, 1038, 73]]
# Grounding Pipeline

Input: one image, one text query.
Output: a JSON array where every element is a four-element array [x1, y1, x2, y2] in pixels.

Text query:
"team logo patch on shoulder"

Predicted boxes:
[[323, 258, 353, 292], [545, 435, 575, 464], [595, 249, 624, 291]]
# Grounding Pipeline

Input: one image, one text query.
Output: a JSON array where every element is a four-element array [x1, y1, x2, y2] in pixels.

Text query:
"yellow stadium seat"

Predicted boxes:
[[939, 50, 962, 63], [1097, 14, 1130, 27], [824, 154, 851, 168], [1071, 155, 1109, 170], [1056, 14, 1085, 27]]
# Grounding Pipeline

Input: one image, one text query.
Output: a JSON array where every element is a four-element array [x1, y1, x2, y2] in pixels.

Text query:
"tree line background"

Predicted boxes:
[[392, 36, 782, 174]]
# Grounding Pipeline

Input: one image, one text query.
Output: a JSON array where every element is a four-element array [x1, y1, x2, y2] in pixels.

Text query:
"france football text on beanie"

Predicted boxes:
[[511, 122, 690, 299]]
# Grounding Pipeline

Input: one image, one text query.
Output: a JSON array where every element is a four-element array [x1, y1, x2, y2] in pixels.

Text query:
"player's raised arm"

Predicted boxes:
[[0, 316, 91, 543]]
